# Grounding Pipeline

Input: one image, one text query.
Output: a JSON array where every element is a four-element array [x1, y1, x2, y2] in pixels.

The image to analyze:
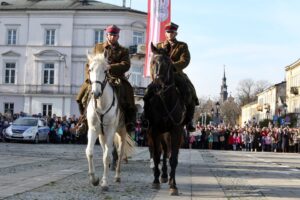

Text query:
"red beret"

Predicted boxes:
[[165, 22, 178, 32], [105, 25, 120, 35]]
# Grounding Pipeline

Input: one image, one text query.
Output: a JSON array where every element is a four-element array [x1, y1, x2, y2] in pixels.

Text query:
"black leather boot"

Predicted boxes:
[[77, 118, 87, 136], [185, 102, 196, 132]]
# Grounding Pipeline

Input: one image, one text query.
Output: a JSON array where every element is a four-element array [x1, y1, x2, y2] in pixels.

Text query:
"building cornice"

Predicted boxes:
[[285, 58, 300, 71]]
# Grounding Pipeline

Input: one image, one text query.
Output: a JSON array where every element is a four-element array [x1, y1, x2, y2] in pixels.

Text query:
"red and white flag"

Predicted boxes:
[[144, 0, 171, 77]]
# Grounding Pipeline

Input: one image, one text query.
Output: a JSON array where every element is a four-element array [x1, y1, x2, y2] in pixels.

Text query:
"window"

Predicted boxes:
[[7, 29, 17, 45], [95, 30, 104, 44], [45, 29, 55, 45], [4, 63, 16, 84], [43, 63, 54, 84], [43, 104, 52, 117], [129, 66, 142, 86], [4, 103, 14, 114], [133, 31, 144, 45]]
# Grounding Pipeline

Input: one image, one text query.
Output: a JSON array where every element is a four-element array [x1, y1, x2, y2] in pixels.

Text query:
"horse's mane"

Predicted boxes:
[[88, 53, 106, 69]]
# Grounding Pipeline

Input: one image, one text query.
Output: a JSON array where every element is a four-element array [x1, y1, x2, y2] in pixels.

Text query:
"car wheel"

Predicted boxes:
[[34, 134, 39, 144]]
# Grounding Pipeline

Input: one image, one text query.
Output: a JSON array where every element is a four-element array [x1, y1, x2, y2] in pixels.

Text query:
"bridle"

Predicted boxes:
[[153, 56, 183, 126], [90, 70, 108, 98], [153, 56, 172, 85], [89, 69, 115, 135]]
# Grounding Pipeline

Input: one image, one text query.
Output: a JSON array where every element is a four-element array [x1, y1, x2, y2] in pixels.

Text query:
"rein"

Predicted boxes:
[[153, 59, 183, 126], [90, 71, 108, 97], [91, 73, 116, 135], [157, 83, 183, 126]]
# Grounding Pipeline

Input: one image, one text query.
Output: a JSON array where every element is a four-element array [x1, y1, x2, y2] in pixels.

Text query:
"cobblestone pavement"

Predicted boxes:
[[1, 143, 300, 200]]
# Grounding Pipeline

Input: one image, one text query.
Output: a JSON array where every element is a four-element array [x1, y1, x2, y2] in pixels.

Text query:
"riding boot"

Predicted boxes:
[[195, 97, 200, 106], [77, 117, 87, 136], [185, 102, 196, 132]]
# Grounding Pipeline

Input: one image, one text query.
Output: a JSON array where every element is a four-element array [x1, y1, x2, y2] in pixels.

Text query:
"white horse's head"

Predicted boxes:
[[87, 53, 108, 98]]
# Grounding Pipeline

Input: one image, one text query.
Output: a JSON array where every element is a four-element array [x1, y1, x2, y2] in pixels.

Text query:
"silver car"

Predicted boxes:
[[4, 117, 50, 144]]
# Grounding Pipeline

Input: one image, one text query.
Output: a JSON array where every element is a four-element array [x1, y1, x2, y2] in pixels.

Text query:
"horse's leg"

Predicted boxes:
[[111, 145, 118, 171], [114, 128, 125, 183], [85, 129, 100, 186], [151, 131, 162, 189], [148, 131, 155, 169], [168, 128, 182, 196], [99, 131, 114, 191], [160, 134, 169, 183]]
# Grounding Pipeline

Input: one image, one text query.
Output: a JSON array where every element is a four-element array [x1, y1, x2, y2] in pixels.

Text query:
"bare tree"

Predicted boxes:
[[220, 98, 240, 126], [254, 80, 271, 94], [236, 79, 271, 106], [236, 79, 255, 106]]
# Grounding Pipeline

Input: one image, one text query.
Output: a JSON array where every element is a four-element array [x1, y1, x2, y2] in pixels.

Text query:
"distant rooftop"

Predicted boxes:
[[0, 0, 146, 14]]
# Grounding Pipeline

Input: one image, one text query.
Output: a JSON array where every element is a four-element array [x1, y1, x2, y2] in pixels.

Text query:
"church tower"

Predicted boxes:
[[220, 66, 228, 102]]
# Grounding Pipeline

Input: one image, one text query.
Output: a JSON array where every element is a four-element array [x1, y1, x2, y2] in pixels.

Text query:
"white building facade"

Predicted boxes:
[[0, 0, 150, 117], [241, 81, 286, 126], [285, 59, 300, 126]]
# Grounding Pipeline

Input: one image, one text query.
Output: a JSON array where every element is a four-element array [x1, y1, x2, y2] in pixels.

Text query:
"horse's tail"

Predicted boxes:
[[114, 133, 136, 159]]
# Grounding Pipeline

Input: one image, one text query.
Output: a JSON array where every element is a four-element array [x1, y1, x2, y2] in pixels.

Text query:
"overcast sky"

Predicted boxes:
[[98, 0, 300, 100]]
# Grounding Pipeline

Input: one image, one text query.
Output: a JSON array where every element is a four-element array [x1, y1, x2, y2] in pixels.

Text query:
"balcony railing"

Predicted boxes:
[[290, 87, 299, 95]]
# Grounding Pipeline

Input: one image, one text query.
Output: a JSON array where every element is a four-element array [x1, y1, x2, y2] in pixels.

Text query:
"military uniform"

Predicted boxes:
[[76, 41, 136, 132]]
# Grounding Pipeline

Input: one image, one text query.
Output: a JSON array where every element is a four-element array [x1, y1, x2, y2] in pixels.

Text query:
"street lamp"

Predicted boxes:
[[216, 102, 220, 124], [211, 108, 214, 124], [201, 113, 204, 126], [283, 103, 288, 116], [211, 108, 214, 116], [266, 109, 270, 120]]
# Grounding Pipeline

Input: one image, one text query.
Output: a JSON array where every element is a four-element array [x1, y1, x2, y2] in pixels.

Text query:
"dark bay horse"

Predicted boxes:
[[144, 43, 186, 195]]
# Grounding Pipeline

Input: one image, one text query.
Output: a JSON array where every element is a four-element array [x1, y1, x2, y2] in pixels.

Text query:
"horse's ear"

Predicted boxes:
[[151, 42, 158, 54]]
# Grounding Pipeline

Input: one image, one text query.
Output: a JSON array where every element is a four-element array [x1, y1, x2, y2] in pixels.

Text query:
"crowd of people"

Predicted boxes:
[[2, 111, 300, 154], [0, 112, 87, 144], [0, 112, 147, 145], [188, 122, 300, 153]]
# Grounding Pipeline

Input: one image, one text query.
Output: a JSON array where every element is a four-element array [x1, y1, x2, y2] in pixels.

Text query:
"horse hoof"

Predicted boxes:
[[101, 185, 109, 191], [152, 183, 160, 189], [169, 188, 179, 196], [114, 177, 121, 183], [90, 177, 99, 186], [160, 177, 168, 183]]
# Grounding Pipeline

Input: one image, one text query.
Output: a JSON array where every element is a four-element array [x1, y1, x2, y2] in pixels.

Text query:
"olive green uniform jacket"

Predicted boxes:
[[155, 39, 198, 104], [156, 39, 190, 73], [76, 41, 136, 118]]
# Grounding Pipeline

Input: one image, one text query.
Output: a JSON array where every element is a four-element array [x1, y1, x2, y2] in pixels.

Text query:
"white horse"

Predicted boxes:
[[85, 53, 134, 191]]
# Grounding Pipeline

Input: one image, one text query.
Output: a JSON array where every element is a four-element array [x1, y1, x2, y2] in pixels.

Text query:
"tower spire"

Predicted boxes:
[[220, 64, 228, 102]]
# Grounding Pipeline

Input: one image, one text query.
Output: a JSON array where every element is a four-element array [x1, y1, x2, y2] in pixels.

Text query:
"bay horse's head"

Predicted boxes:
[[87, 53, 108, 98], [150, 43, 174, 86]]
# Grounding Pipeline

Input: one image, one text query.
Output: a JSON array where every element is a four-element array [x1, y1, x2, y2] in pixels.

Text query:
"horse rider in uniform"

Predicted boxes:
[[76, 24, 136, 133], [144, 22, 199, 132]]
